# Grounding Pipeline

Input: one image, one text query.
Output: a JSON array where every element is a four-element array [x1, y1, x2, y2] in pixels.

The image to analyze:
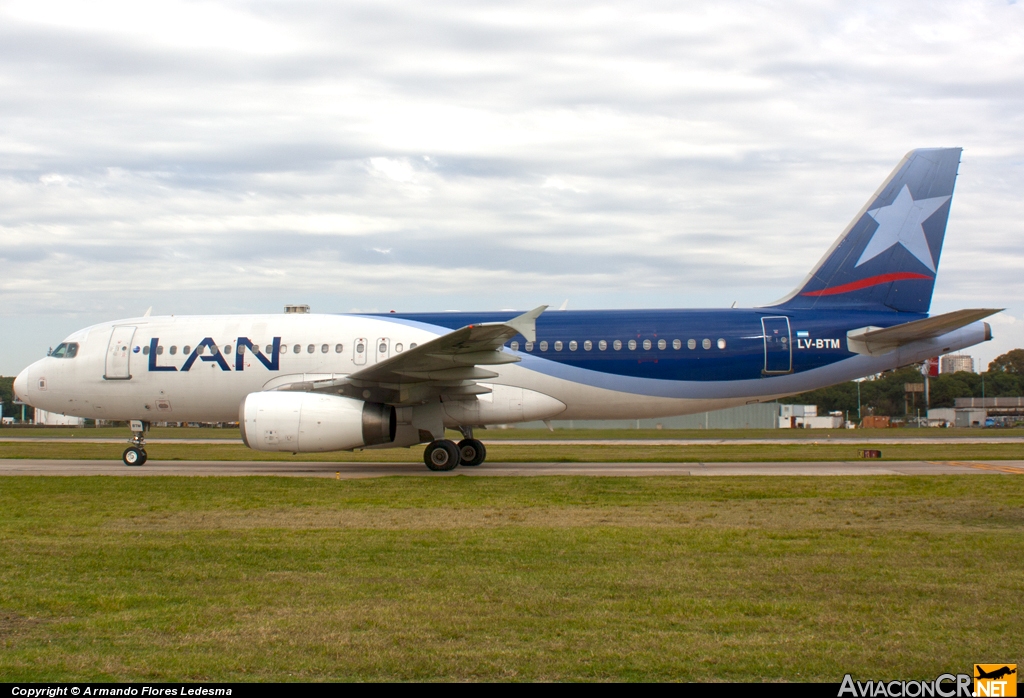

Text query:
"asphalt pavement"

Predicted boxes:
[[1, 459, 1022, 477]]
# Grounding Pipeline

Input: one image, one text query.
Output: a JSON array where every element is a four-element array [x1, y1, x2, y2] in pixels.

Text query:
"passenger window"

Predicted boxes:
[[717, 338, 727, 349], [142, 345, 150, 355], [540, 341, 548, 351], [335, 344, 344, 353], [613, 340, 622, 350], [410, 343, 417, 349], [293, 344, 301, 354], [584, 340, 592, 351], [673, 339, 681, 350], [307, 344, 315, 354], [554, 341, 563, 351], [569, 341, 577, 351], [237, 345, 245, 355], [170, 346, 177, 355], [321, 344, 329, 353], [224, 345, 232, 355], [157, 345, 164, 355], [658, 339, 666, 350], [184, 345, 192, 354], [525, 341, 534, 351], [702, 338, 711, 350], [628, 340, 637, 350], [265, 345, 273, 354], [510, 341, 519, 351], [599, 340, 607, 351], [395, 343, 404, 353], [642, 339, 651, 350], [687, 339, 696, 350]]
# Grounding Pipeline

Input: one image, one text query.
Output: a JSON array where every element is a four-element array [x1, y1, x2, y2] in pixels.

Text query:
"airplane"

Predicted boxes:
[[13, 147, 999, 471], [975, 666, 1016, 681]]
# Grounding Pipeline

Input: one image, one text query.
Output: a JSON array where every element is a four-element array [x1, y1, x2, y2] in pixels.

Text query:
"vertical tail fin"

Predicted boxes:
[[773, 148, 961, 313]]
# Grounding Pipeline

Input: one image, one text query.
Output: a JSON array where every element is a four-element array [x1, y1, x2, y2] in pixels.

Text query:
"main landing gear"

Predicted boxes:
[[422, 428, 487, 471], [122, 419, 149, 466]]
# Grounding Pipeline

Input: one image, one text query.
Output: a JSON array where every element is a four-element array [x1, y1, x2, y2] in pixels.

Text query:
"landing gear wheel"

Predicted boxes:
[[457, 438, 486, 466], [123, 447, 145, 467], [138, 449, 148, 465], [424, 440, 461, 471]]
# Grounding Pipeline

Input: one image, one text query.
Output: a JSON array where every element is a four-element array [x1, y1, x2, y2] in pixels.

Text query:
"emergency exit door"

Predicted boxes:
[[375, 337, 390, 363], [761, 317, 792, 374], [104, 326, 137, 380]]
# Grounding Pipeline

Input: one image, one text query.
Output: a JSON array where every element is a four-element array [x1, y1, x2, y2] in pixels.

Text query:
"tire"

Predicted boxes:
[[123, 447, 144, 467], [457, 438, 486, 466], [424, 440, 461, 471], [138, 449, 148, 465]]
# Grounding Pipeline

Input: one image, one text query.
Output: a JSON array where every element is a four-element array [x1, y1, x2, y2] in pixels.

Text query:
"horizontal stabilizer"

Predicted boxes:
[[847, 308, 1000, 356]]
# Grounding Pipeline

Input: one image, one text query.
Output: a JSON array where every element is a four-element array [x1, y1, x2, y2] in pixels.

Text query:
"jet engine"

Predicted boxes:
[[239, 392, 396, 452]]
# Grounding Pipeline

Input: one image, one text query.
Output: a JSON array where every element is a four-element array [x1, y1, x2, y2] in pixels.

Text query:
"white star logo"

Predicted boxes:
[[855, 184, 950, 272]]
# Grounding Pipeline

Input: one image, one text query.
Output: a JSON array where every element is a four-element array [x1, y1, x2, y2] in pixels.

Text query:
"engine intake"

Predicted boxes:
[[240, 392, 396, 452]]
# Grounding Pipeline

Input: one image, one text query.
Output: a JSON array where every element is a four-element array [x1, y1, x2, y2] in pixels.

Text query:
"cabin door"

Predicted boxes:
[[104, 326, 137, 380], [761, 317, 792, 374]]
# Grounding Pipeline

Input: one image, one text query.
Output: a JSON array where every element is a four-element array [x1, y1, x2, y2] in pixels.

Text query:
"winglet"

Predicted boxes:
[[505, 305, 547, 343]]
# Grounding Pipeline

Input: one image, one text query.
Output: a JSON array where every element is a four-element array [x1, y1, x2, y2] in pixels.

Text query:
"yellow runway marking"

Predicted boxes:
[[933, 461, 1024, 474]]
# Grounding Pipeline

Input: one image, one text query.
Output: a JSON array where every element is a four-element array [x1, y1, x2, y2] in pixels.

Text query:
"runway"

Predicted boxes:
[[2, 436, 1024, 446], [1, 459, 1022, 477]]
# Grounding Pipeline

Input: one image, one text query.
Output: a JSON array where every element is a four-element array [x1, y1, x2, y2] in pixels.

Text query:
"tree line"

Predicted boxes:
[[780, 349, 1024, 417]]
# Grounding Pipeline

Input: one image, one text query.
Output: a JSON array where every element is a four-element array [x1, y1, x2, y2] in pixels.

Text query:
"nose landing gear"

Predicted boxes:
[[122, 419, 149, 466]]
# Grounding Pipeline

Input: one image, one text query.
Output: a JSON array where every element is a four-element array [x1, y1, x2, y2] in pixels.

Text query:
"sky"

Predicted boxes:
[[1, 0, 1022, 376]]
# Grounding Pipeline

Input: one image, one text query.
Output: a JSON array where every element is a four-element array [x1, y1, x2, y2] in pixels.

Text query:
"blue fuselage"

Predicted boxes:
[[378, 308, 923, 383]]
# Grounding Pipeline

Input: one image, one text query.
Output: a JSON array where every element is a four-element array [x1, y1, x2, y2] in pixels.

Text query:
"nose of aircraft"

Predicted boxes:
[[13, 367, 28, 403]]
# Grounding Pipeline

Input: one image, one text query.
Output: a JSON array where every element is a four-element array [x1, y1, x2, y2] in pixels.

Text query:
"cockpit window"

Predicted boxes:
[[50, 342, 79, 358]]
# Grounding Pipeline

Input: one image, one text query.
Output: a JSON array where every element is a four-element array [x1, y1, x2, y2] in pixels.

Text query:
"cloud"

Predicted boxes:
[[1, 0, 1023, 373]]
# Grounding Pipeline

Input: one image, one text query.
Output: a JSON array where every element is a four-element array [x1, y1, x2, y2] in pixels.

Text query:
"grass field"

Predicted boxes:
[[1, 476, 1021, 681], [1, 439, 1022, 462]]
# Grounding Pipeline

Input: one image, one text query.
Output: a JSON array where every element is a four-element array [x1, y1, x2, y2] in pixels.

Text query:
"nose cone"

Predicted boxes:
[[13, 367, 29, 404]]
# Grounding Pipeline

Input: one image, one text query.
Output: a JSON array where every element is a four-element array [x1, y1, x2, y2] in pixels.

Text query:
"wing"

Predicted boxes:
[[847, 308, 1001, 356], [275, 305, 546, 405]]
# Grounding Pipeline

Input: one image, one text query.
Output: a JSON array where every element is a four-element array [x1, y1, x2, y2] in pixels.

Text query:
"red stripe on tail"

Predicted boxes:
[[801, 272, 932, 297]]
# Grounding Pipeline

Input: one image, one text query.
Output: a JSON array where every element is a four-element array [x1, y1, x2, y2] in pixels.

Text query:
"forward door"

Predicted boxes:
[[104, 326, 137, 380]]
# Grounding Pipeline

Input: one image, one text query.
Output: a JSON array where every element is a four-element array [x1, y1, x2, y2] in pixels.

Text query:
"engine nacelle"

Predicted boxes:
[[240, 392, 396, 452]]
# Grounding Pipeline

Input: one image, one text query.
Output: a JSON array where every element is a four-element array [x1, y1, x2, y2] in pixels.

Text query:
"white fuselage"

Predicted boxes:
[[15, 312, 990, 432]]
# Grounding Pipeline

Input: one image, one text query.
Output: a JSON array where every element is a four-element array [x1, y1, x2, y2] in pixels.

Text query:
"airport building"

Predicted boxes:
[[940, 354, 975, 374], [517, 402, 835, 430], [928, 397, 1024, 427], [33, 409, 86, 426]]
